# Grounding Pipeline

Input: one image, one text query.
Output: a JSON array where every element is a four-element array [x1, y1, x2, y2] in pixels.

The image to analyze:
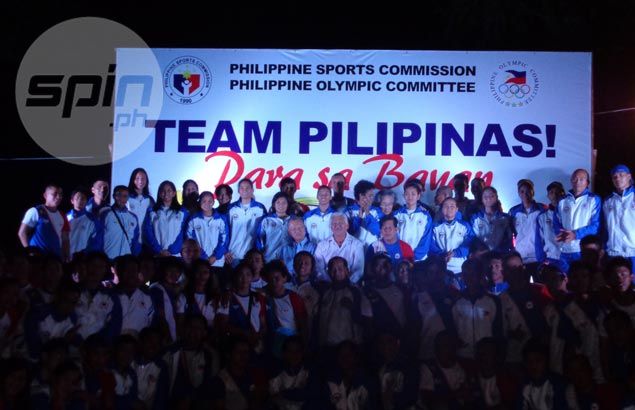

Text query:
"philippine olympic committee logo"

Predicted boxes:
[[163, 56, 211, 104], [489, 60, 539, 107]]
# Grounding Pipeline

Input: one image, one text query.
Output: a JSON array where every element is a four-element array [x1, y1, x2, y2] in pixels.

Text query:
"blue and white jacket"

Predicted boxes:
[[346, 204, 381, 247], [24, 304, 79, 360], [127, 193, 155, 242], [67, 209, 100, 256], [553, 189, 601, 254], [470, 210, 514, 253], [452, 291, 502, 359], [143, 206, 188, 256], [604, 186, 635, 257], [100, 206, 141, 260], [275, 236, 317, 275], [303, 206, 335, 245], [509, 202, 545, 263], [86, 197, 109, 218], [22, 205, 69, 257], [430, 218, 475, 273], [256, 213, 291, 262], [227, 200, 267, 260], [186, 211, 229, 266], [536, 206, 561, 262], [118, 288, 155, 336], [76, 287, 122, 341], [394, 206, 433, 262]]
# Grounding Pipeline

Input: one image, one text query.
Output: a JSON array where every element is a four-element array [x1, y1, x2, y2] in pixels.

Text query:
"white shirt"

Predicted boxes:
[[314, 233, 365, 283]]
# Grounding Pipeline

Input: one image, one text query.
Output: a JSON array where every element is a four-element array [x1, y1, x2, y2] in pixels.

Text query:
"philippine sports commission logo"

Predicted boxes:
[[489, 61, 539, 107], [163, 56, 211, 104]]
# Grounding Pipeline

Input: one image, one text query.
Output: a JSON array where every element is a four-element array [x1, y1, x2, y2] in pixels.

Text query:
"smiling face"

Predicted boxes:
[[274, 196, 289, 216], [330, 215, 349, 238], [159, 184, 176, 206], [238, 181, 254, 201], [44, 186, 63, 208], [357, 189, 375, 209], [199, 194, 214, 213], [113, 189, 129, 208], [133, 171, 147, 192], [379, 194, 395, 215], [317, 187, 332, 207], [380, 219, 398, 243]]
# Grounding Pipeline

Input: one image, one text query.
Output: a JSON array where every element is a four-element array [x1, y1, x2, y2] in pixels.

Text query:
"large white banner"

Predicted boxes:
[[112, 49, 592, 209]]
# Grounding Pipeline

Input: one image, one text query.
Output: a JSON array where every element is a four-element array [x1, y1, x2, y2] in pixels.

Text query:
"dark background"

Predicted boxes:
[[1, 1, 634, 251]]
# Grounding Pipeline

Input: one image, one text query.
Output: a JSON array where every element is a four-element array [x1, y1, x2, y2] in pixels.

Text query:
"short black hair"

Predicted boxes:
[[353, 180, 375, 200], [379, 214, 398, 229]]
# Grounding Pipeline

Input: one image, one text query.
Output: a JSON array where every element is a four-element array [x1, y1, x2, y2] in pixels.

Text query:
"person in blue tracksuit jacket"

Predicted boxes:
[[126, 168, 155, 243], [67, 188, 100, 258], [304, 185, 335, 245], [553, 169, 601, 267], [394, 180, 433, 263], [75, 251, 122, 342], [470, 186, 513, 253], [144, 180, 188, 257], [509, 179, 546, 264], [226, 178, 267, 266], [24, 281, 82, 361], [18, 183, 70, 260], [256, 192, 292, 262], [536, 181, 566, 266], [604, 164, 635, 267], [186, 191, 229, 267], [375, 189, 398, 218], [430, 197, 475, 274], [100, 186, 141, 260], [276, 217, 316, 276], [346, 180, 380, 247], [86, 179, 110, 218]]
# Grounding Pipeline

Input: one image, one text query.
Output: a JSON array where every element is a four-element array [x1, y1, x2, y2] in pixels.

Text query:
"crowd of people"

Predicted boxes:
[[2, 163, 635, 409]]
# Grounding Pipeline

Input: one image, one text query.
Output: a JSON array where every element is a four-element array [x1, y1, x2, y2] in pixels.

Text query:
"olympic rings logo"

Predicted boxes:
[[498, 83, 531, 99]]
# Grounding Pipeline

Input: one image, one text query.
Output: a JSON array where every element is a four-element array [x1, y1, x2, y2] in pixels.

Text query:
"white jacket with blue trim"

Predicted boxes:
[[604, 186, 635, 257], [553, 189, 601, 254], [394, 206, 433, 262], [227, 199, 267, 260], [100, 206, 141, 260], [143, 206, 188, 256], [256, 213, 291, 262], [536, 206, 561, 262], [430, 218, 474, 273], [303, 206, 335, 245], [186, 211, 229, 266], [509, 202, 545, 263]]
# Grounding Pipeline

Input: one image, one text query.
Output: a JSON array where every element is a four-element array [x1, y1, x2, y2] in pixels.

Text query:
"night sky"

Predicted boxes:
[[1, 1, 634, 251]]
